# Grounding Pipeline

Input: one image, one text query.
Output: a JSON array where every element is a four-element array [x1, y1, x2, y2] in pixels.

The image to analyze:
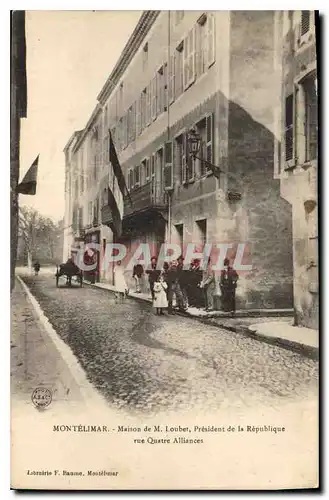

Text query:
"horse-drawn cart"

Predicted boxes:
[[55, 260, 83, 288]]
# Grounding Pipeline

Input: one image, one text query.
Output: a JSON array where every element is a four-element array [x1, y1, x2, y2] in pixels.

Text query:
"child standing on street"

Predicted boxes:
[[153, 274, 168, 315]]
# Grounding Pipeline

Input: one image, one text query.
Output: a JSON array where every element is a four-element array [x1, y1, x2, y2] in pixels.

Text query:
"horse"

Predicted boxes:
[[55, 260, 83, 288]]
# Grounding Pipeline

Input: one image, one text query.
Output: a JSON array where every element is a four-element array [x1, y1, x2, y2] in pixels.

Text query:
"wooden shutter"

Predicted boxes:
[[169, 54, 175, 104], [206, 114, 214, 171], [305, 76, 317, 161], [164, 62, 168, 112], [301, 11, 310, 36], [134, 165, 140, 188], [145, 158, 150, 181], [147, 84, 151, 126], [182, 134, 187, 183], [207, 13, 215, 67], [285, 94, 294, 162], [151, 76, 157, 121], [164, 142, 173, 190], [183, 36, 189, 90]]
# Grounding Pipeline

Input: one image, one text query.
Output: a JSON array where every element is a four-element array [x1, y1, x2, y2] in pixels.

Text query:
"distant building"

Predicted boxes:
[[64, 11, 294, 309], [274, 11, 318, 328], [11, 11, 27, 290]]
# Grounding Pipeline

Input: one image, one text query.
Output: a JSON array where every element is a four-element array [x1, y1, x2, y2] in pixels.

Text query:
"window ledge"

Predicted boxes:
[[284, 160, 297, 171]]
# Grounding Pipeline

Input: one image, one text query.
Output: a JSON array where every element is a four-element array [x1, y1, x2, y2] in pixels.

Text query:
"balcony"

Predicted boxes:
[[123, 181, 167, 219], [101, 182, 168, 227]]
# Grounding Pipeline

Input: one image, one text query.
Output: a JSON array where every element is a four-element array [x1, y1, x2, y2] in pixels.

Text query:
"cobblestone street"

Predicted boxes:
[[19, 274, 318, 417]]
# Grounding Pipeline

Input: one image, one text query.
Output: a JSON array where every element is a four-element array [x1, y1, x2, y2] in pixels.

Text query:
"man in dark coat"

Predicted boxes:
[[175, 256, 188, 311], [33, 260, 40, 276], [220, 258, 239, 315], [146, 256, 160, 300]]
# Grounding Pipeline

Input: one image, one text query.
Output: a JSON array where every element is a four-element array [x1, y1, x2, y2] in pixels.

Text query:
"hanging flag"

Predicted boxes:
[[106, 185, 124, 238], [17, 155, 39, 195], [109, 130, 132, 206]]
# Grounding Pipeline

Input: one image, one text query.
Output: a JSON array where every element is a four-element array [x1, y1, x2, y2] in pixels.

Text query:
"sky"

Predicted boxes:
[[19, 10, 141, 222]]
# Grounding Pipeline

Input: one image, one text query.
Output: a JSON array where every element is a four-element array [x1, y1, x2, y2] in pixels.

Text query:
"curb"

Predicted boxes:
[[16, 276, 109, 410], [86, 281, 318, 361]]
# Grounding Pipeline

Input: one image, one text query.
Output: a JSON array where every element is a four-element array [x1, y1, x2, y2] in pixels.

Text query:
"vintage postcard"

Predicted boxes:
[[10, 10, 319, 490]]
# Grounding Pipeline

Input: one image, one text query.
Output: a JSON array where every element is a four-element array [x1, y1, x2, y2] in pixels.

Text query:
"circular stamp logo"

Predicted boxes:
[[31, 387, 52, 409]]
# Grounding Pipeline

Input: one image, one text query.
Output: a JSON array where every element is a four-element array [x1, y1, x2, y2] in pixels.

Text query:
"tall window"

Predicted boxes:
[[157, 66, 165, 116], [134, 165, 140, 188], [195, 114, 214, 176], [164, 142, 173, 190], [176, 135, 184, 184], [285, 94, 294, 162], [127, 104, 136, 143], [207, 13, 216, 67], [151, 76, 157, 120], [183, 28, 196, 89], [302, 74, 317, 162], [175, 42, 184, 98], [168, 54, 175, 104], [196, 14, 207, 77]]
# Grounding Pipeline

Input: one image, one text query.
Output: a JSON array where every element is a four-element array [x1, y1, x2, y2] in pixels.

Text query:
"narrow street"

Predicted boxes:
[[19, 273, 318, 417]]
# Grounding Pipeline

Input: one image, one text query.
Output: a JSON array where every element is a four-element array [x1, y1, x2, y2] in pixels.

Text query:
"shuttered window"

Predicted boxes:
[[151, 76, 157, 121], [168, 54, 175, 104], [134, 165, 140, 188], [303, 75, 317, 161], [301, 11, 310, 36], [163, 142, 173, 190], [206, 114, 214, 169], [136, 96, 141, 136], [207, 13, 215, 67], [285, 94, 294, 161], [183, 27, 196, 89], [175, 42, 184, 98], [185, 133, 195, 181]]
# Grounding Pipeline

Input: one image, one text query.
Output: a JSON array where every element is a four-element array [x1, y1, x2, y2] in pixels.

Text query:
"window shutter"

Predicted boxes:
[[134, 165, 140, 188], [301, 11, 310, 36], [207, 13, 215, 67], [206, 114, 214, 170], [164, 63, 168, 112], [164, 142, 173, 190], [145, 158, 150, 181], [189, 26, 196, 84], [169, 54, 175, 104], [182, 134, 187, 183], [151, 77, 157, 121], [285, 93, 294, 162], [136, 97, 141, 136], [183, 37, 189, 90], [146, 84, 151, 126]]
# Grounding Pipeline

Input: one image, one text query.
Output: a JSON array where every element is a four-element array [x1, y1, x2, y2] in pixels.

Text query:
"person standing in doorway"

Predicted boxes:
[[220, 258, 239, 315]]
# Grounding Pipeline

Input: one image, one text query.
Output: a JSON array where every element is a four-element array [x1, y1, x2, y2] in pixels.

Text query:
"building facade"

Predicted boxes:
[[11, 11, 27, 290], [64, 10, 295, 309], [274, 11, 318, 329]]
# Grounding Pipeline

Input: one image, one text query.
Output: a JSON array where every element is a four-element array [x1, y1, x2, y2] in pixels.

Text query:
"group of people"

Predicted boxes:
[[129, 256, 239, 315]]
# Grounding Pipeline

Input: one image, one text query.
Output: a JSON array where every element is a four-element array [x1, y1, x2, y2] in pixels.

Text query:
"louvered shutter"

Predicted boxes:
[[164, 142, 173, 190], [207, 13, 215, 67], [169, 54, 175, 104], [301, 11, 310, 36], [285, 94, 294, 162], [206, 114, 214, 171]]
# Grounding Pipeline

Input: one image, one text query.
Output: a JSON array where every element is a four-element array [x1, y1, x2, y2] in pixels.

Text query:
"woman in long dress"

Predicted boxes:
[[114, 260, 128, 303], [153, 274, 168, 315]]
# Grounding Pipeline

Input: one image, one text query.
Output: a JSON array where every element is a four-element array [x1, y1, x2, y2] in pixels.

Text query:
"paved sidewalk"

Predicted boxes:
[[88, 280, 318, 359], [11, 277, 87, 414]]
